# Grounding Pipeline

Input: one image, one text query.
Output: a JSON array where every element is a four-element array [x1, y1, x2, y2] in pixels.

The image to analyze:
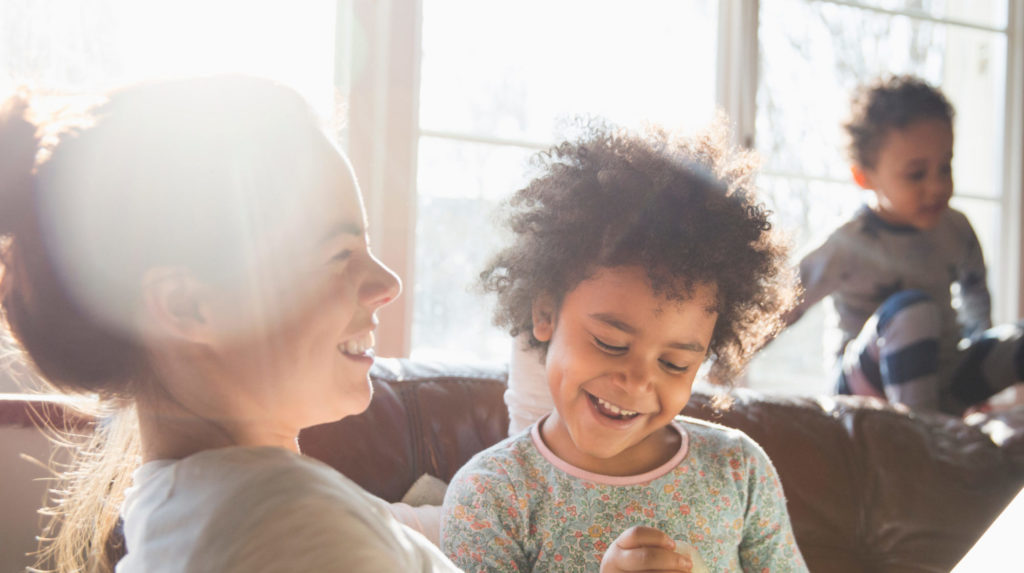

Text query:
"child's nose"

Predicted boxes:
[[617, 357, 655, 391]]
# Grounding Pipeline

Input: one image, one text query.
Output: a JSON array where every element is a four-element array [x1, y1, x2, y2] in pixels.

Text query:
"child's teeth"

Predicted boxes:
[[597, 396, 637, 416]]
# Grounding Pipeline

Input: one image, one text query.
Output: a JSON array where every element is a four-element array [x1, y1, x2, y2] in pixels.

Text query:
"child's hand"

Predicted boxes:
[[599, 525, 693, 572]]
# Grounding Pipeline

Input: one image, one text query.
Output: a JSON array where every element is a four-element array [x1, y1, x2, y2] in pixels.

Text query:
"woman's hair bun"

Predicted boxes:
[[0, 91, 40, 237]]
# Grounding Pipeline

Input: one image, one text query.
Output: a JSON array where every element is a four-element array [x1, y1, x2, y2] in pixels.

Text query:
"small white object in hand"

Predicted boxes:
[[676, 541, 710, 573]]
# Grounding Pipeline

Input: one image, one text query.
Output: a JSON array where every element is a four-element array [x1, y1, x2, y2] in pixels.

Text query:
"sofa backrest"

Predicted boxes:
[[299, 358, 510, 502], [4, 357, 1023, 572], [300, 357, 1024, 573]]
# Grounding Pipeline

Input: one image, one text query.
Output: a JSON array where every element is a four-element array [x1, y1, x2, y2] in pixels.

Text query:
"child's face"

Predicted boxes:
[[533, 266, 718, 476], [857, 118, 954, 230]]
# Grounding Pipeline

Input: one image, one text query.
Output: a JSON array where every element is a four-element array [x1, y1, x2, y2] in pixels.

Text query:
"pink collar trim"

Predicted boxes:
[[529, 415, 689, 486]]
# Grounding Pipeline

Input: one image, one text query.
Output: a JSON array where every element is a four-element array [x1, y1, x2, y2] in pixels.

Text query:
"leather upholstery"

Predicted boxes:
[[300, 358, 1024, 572], [4, 357, 1022, 571]]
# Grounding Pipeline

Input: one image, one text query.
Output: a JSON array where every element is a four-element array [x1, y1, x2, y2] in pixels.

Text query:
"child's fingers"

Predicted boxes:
[[612, 525, 677, 551], [601, 526, 692, 572]]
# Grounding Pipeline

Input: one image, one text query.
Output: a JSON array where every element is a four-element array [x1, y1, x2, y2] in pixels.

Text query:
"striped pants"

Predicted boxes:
[[836, 290, 1023, 414]]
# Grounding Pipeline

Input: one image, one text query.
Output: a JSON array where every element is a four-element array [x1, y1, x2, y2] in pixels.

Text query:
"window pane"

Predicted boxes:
[[952, 196, 1004, 313], [416, 0, 720, 362], [759, 0, 1006, 200], [412, 136, 534, 362], [420, 0, 718, 143], [747, 175, 866, 389], [838, 0, 1007, 29], [1, 0, 337, 117]]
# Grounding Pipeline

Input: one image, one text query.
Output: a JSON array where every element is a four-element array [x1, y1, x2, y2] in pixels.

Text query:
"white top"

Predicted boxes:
[[117, 446, 460, 573], [505, 334, 552, 435]]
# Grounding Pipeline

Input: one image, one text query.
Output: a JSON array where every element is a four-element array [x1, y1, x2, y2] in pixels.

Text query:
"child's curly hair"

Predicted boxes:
[[844, 74, 955, 168], [479, 119, 796, 384]]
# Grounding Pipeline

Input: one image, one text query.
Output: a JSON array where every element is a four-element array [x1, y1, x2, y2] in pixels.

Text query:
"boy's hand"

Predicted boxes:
[[599, 525, 692, 572]]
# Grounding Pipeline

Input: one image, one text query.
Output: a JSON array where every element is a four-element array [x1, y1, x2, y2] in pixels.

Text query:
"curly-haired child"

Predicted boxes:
[[784, 75, 1023, 414], [440, 120, 808, 572]]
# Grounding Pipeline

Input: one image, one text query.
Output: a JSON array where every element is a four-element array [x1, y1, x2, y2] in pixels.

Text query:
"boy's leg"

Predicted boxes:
[[840, 290, 942, 410], [948, 321, 1024, 412]]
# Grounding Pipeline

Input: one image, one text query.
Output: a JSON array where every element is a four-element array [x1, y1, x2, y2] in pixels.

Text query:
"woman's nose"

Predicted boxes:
[[360, 253, 402, 309]]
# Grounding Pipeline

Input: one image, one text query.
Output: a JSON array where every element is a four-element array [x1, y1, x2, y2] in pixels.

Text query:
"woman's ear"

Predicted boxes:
[[531, 295, 556, 343], [139, 267, 213, 343], [850, 164, 872, 190]]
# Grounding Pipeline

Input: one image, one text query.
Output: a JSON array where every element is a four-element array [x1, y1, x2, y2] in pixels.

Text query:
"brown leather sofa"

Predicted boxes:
[[4, 357, 1023, 572], [302, 358, 1024, 572]]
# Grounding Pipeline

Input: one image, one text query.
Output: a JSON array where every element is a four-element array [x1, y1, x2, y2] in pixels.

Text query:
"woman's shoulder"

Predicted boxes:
[[131, 446, 456, 572], [121, 448, 367, 571]]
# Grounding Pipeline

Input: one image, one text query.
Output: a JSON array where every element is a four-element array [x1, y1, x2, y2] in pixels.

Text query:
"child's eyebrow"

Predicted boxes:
[[590, 313, 636, 334], [589, 313, 707, 353]]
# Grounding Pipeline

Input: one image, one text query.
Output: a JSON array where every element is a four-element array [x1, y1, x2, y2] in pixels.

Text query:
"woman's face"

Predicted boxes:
[[199, 143, 401, 437]]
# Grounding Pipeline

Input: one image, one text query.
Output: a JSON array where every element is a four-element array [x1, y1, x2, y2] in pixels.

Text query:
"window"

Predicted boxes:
[[749, 0, 1016, 393], [352, 0, 1023, 393], [413, 0, 719, 362], [1, 0, 337, 114], [4, 1, 1020, 392]]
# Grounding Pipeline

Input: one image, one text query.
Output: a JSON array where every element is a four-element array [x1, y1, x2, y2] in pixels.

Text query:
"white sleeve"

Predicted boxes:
[[388, 502, 442, 548], [505, 333, 553, 435]]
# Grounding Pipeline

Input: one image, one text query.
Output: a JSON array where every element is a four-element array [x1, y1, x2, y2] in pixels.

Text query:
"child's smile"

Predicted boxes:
[[588, 391, 642, 420], [532, 265, 718, 476]]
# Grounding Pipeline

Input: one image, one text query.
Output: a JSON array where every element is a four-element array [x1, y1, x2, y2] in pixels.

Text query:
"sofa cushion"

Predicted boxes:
[[300, 359, 1023, 572], [298, 358, 509, 503], [683, 389, 1024, 572]]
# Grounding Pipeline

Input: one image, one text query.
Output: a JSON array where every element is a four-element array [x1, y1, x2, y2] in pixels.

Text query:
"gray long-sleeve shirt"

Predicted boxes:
[[794, 206, 991, 371]]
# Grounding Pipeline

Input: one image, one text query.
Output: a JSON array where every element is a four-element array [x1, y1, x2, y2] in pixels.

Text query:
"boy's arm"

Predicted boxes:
[[954, 215, 992, 338], [441, 460, 532, 572], [738, 438, 809, 573], [789, 239, 842, 325], [756, 238, 840, 352]]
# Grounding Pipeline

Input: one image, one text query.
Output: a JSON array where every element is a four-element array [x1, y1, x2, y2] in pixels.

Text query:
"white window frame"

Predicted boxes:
[[339, 0, 1024, 359]]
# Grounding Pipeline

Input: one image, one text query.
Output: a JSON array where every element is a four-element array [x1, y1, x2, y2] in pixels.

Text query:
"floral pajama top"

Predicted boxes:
[[441, 416, 807, 573]]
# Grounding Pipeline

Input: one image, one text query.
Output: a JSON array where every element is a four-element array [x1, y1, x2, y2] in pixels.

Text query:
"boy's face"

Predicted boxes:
[[855, 118, 954, 230], [532, 265, 718, 476]]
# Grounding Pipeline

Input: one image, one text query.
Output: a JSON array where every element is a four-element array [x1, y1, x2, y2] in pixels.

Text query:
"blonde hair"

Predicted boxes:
[[32, 406, 138, 573]]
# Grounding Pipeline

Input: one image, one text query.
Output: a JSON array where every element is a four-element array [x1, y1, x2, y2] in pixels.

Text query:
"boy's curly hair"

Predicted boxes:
[[479, 119, 796, 384], [844, 74, 955, 168]]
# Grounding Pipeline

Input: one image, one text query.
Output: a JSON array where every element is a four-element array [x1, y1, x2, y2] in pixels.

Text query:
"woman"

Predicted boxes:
[[0, 76, 459, 572]]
